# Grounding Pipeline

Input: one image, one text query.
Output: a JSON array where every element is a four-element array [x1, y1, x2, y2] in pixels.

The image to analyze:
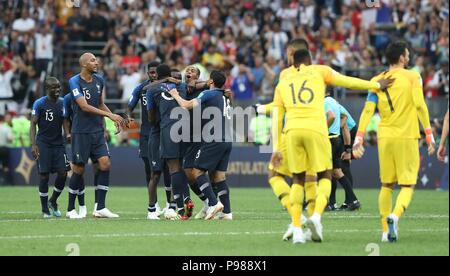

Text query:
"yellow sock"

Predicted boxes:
[[315, 178, 331, 216], [290, 184, 305, 228], [393, 187, 414, 219], [305, 181, 317, 218], [269, 176, 291, 214], [379, 187, 393, 233]]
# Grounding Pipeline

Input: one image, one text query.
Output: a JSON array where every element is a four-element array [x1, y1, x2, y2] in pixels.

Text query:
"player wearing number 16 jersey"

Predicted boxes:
[[272, 50, 393, 244]]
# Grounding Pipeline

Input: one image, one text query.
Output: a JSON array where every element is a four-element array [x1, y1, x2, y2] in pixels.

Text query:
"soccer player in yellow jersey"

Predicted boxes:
[[352, 41, 436, 243], [273, 50, 393, 244], [257, 39, 318, 233]]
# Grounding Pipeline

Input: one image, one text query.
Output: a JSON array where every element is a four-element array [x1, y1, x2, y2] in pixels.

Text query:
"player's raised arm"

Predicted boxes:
[[70, 79, 123, 126], [411, 72, 435, 156], [320, 65, 394, 92], [352, 93, 378, 159], [271, 85, 285, 154], [168, 88, 200, 110]]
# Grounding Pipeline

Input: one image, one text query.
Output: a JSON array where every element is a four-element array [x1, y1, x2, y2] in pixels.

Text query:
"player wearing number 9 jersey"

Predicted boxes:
[[272, 49, 392, 244], [353, 41, 435, 243]]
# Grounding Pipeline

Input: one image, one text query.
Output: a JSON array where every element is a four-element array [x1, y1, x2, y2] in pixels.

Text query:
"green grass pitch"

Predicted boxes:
[[0, 187, 448, 256]]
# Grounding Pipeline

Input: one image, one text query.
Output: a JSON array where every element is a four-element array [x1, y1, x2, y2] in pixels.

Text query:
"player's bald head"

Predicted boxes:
[[45, 76, 59, 87], [79, 53, 96, 66]]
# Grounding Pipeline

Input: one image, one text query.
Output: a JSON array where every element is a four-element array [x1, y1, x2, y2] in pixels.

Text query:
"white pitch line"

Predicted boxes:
[[0, 214, 449, 223], [0, 229, 448, 241]]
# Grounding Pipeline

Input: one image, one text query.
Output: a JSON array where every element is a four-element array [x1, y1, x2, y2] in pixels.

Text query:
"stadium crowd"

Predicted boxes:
[[0, 0, 449, 149]]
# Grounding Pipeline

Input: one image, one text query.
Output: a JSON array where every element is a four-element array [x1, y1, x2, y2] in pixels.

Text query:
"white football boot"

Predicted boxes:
[[78, 206, 87, 219], [292, 227, 306, 244], [306, 214, 324, 242], [92, 203, 98, 216], [194, 201, 209, 220], [147, 211, 161, 220], [94, 208, 119, 218], [164, 208, 180, 220], [205, 201, 224, 220], [387, 214, 399, 243], [66, 210, 81, 219]]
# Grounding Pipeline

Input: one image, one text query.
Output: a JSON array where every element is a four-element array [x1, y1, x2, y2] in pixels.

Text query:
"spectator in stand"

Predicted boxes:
[[85, 7, 108, 42], [231, 63, 255, 105], [120, 66, 142, 103], [264, 21, 289, 62], [428, 60, 449, 98], [405, 22, 427, 55], [66, 7, 86, 42], [0, 114, 13, 184], [34, 23, 53, 75], [0, 56, 17, 114], [12, 9, 36, 35]]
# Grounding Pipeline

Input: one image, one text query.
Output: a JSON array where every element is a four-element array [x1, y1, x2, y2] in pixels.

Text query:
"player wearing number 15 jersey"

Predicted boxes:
[[353, 41, 435, 243], [272, 49, 393, 244]]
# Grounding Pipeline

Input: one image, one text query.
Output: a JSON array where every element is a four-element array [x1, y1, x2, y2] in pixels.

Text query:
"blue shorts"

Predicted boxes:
[[71, 132, 110, 165], [37, 142, 70, 174], [149, 133, 163, 172], [183, 142, 202, 169], [139, 135, 149, 159], [195, 142, 232, 172], [160, 127, 181, 160]]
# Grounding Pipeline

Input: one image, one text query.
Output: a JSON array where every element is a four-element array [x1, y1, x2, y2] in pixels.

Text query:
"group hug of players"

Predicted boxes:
[[31, 37, 438, 245], [31, 53, 233, 221]]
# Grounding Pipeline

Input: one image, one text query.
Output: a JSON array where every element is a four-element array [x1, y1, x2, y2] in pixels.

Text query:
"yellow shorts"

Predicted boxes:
[[268, 133, 292, 178], [285, 129, 332, 174], [378, 138, 419, 185]]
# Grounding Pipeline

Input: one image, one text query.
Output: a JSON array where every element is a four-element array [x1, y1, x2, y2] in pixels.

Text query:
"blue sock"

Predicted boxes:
[[50, 172, 66, 204], [196, 174, 218, 207], [163, 167, 172, 204], [68, 173, 82, 211], [171, 171, 185, 210], [77, 177, 85, 206], [190, 181, 207, 202], [39, 175, 49, 214], [215, 181, 231, 214], [97, 170, 110, 210], [148, 204, 156, 213], [181, 172, 190, 201], [94, 170, 100, 204]]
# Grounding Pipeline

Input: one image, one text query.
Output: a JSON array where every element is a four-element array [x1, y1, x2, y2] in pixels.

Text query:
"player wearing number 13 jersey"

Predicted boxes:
[[272, 49, 392, 244]]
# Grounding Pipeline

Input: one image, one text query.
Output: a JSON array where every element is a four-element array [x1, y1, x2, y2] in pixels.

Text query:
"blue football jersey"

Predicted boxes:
[[128, 80, 151, 137], [32, 96, 65, 146], [68, 73, 105, 134]]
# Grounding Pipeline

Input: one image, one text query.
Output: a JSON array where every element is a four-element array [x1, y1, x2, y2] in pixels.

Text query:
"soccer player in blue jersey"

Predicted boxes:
[[146, 64, 191, 220], [181, 65, 214, 219], [67, 52, 124, 219], [325, 94, 360, 212], [63, 92, 103, 217], [127, 61, 171, 219], [169, 70, 232, 220], [30, 77, 70, 218]]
